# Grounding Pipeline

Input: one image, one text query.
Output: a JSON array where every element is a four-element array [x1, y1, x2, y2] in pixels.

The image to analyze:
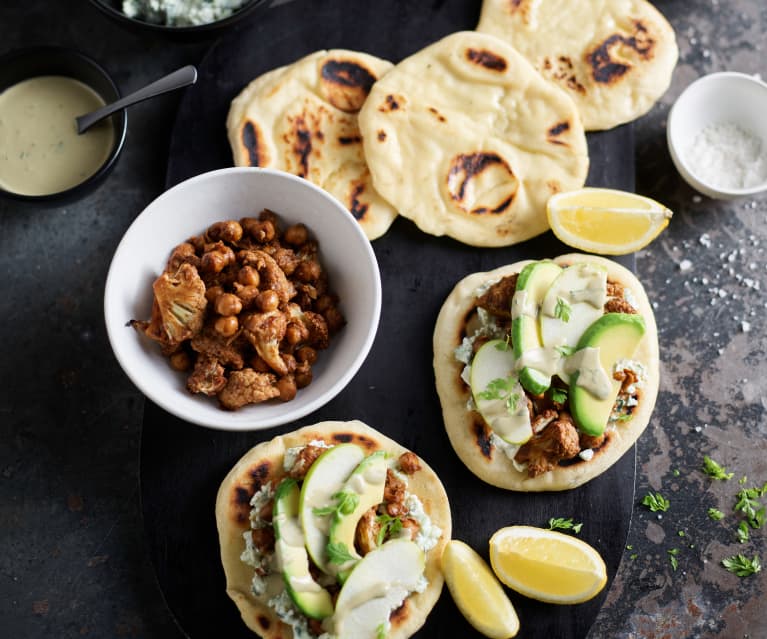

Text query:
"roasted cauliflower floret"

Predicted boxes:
[[242, 310, 288, 375], [218, 368, 280, 410]]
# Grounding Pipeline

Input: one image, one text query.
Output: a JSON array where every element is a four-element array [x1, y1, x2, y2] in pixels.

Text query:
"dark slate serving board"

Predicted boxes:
[[140, 1, 637, 637]]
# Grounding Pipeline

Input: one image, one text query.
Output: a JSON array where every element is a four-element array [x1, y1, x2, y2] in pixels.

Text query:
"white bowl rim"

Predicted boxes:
[[667, 71, 767, 198], [104, 166, 382, 431]]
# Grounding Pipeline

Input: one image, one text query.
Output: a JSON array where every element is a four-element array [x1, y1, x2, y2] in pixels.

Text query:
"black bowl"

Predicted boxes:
[[87, 0, 270, 40], [0, 46, 127, 203]]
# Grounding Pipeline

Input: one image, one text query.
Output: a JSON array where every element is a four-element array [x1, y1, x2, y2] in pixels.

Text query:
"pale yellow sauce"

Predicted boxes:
[[0, 76, 114, 196]]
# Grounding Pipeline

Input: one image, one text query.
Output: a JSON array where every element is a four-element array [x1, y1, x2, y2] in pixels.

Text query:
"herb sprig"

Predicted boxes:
[[641, 492, 670, 512], [702, 455, 734, 481], [547, 517, 582, 534], [722, 554, 762, 577]]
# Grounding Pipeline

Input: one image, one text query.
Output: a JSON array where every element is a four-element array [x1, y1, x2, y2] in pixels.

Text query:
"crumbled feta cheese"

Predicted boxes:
[[268, 591, 314, 639], [404, 494, 442, 553], [579, 449, 594, 461]]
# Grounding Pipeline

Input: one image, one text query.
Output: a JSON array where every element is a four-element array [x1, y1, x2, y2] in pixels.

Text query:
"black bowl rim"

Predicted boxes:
[[86, 0, 269, 34], [0, 45, 128, 203]]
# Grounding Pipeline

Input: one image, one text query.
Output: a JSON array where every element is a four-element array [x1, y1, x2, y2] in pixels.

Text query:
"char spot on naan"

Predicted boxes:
[[241, 120, 266, 167], [284, 113, 314, 177], [379, 94, 404, 112], [330, 432, 377, 450], [427, 107, 446, 122], [447, 152, 517, 215], [547, 120, 571, 146], [256, 614, 270, 630], [465, 47, 508, 72], [338, 134, 362, 145], [377, 130, 387, 141], [546, 179, 562, 195], [587, 21, 656, 85], [249, 461, 272, 490], [320, 58, 378, 112], [348, 182, 369, 221], [471, 417, 494, 459], [389, 599, 409, 626], [541, 56, 587, 94], [231, 485, 252, 523]]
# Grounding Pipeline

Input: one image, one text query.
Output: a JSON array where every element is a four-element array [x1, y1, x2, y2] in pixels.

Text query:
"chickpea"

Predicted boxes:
[[251, 355, 271, 373], [241, 218, 275, 243], [200, 250, 228, 274], [208, 220, 243, 244], [295, 346, 317, 365], [276, 376, 297, 402], [283, 223, 309, 246], [214, 315, 239, 337], [238, 265, 260, 287], [257, 290, 280, 312], [187, 234, 205, 252], [169, 350, 192, 372], [215, 293, 243, 317], [285, 322, 308, 346], [205, 285, 224, 304], [281, 353, 297, 373], [324, 306, 345, 333], [295, 367, 313, 388], [233, 283, 260, 308], [315, 294, 335, 313], [294, 260, 321, 284]]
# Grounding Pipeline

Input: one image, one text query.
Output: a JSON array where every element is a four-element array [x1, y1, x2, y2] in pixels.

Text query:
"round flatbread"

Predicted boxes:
[[227, 50, 397, 240], [476, 0, 678, 131], [215, 420, 451, 639], [358, 30, 589, 248], [433, 254, 659, 491]]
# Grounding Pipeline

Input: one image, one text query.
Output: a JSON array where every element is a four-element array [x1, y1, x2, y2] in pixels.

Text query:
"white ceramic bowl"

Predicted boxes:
[[667, 72, 767, 200], [104, 167, 381, 431]]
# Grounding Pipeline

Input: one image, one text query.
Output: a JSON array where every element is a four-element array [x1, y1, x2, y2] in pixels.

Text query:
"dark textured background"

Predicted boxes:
[[1, 1, 765, 638]]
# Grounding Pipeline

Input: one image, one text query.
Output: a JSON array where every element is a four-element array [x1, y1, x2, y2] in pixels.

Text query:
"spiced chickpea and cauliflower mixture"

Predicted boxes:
[[130, 210, 344, 410]]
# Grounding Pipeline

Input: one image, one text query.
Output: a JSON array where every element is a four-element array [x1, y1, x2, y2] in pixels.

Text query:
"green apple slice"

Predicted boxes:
[[540, 263, 608, 359], [327, 451, 388, 582], [569, 313, 646, 436], [332, 539, 424, 638], [470, 339, 532, 445], [273, 478, 334, 619], [299, 443, 365, 574], [511, 260, 562, 394]]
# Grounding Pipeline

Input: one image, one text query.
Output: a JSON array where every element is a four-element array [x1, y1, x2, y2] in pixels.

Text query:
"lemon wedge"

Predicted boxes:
[[442, 540, 520, 639], [547, 187, 672, 255], [489, 526, 607, 604]]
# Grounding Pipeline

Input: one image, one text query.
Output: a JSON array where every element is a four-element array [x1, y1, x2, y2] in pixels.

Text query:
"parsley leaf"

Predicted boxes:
[[641, 492, 670, 512], [547, 517, 583, 534], [549, 386, 568, 404], [477, 376, 520, 416], [554, 297, 572, 322], [667, 548, 679, 571], [376, 513, 403, 546], [734, 485, 767, 528], [376, 623, 387, 639], [737, 521, 750, 543], [702, 455, 734, 480], [494, 338, 511, 351], [555, 345, 576, 357], [707, 507, 725, 521], [326, 541, 357, 565], [312, 491, 359, 518], [722, 554, 762, 577]]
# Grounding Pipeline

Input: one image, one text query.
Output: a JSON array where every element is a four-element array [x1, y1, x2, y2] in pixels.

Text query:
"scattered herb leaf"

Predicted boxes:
[[555, 345, 576, 357], [667, 548, 679, 571], [547, 517, 583, 534], [673, 469, 680, 477], [708, 507, 725, 521], [630, 553, 638, 560], [494, 338, 511, 351], [375, 513, 403, 546], [376, 623, 387, 639], [554, 297, 572, 322], [678, 530, 686, 537], [737, 521, 750, 543], [734, 484, 767, 528], [327, 542, 357, 565], [549, 387, 568, 404], [722, 554, 762, 577], [312, 491, 360, 518], [641, 492, 670, 512], [702, 455, 734, 480]]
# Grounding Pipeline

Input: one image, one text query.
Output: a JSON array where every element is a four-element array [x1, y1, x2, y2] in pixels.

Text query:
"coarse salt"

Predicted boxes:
[[685, 121, 767, 189]]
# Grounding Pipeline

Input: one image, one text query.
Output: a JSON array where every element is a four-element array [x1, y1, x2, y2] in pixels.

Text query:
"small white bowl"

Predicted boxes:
[[667, 72, 767, 200], [104, 167, 381, 431]]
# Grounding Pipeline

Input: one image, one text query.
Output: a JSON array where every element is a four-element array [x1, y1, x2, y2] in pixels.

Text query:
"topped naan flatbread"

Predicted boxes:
[[358, 30, 589, 248], [227, 50, 397, 240], [476, 0, 678, 131]]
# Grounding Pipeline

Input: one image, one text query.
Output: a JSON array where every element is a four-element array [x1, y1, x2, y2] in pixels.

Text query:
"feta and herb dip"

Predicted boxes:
[[121, 0, 249, 27]]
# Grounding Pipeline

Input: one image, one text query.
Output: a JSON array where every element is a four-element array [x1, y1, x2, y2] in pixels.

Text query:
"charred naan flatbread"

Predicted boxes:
[[358, 31, 589, 248], [433, 254, 659, 491], [215, 420, 451, 638], [227, 50, 397, 240], [476, 0, 678, 131]]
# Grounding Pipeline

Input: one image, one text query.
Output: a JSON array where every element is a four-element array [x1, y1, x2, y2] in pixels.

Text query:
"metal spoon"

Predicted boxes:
[[76, 65, 198, 134]]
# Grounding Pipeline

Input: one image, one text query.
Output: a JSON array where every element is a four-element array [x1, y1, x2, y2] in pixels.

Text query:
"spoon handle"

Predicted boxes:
[[76, 65, 198, 134]]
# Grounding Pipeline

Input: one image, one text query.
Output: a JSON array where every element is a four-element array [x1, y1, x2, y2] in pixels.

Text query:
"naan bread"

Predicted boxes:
[[358, 31, 589, 248], [227, 50, 397, 240], [215, 420, 451, 639], [476, 0, 678, 131], [433, 254, 659, 491]]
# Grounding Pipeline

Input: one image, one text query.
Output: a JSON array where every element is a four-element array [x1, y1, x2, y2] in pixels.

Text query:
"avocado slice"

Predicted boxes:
[[470, 339, 532, 445], [511, 260, 562, 394], [327, 451, 387, 582], [569, 313, 646, 436], [273, 478, 334, 620], [540, 263, 608, 357], [299, 444, 366, 574], [332, 539, 425, 638]]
